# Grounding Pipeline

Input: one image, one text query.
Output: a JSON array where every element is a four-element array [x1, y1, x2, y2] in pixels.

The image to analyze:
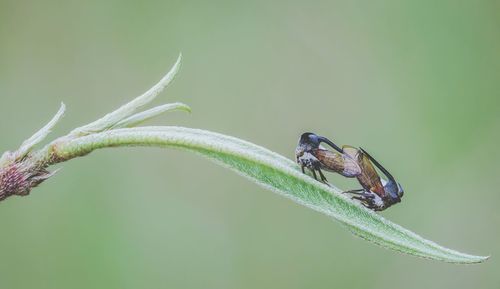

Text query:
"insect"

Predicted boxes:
[[295, 132, 404, 211]]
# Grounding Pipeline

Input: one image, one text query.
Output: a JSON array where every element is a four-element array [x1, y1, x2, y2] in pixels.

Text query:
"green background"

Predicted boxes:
[[0, 0, 498, 288]]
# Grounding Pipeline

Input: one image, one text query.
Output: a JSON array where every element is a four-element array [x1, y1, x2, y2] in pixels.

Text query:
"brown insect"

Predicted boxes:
[[295, 132, 404, 211]]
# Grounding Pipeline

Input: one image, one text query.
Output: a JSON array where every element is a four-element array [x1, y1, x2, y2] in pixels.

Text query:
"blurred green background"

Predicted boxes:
[[0, 0, 499, 288]]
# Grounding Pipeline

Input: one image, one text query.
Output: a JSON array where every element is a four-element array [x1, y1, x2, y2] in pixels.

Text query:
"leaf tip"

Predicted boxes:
[[176, 102, 191, 113], [474, 255, 490, 263]]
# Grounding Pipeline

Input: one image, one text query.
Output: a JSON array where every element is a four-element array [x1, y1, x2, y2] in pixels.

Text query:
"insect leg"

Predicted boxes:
[[301, 165, 305, 174], [342, 189, 365, 195], [318, 168, 329, 184], [311, 169, 318, 181], [351, 196, 371, 208]]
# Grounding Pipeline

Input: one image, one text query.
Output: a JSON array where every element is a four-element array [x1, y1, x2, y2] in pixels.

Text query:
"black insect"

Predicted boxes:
[[295, 132, 404, 211]]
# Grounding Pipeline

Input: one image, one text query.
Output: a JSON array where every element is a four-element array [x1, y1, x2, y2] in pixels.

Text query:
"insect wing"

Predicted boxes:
[[359, 147, 395, 181], [357, 151, 386, 198], [314, 149, 360, 177]]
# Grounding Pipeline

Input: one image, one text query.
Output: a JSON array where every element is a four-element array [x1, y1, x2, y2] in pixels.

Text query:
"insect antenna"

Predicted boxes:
[[317, 136, 343, 153]]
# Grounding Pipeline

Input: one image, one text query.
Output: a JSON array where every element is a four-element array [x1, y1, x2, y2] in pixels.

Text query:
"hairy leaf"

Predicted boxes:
[[49, 126, 488, 264]]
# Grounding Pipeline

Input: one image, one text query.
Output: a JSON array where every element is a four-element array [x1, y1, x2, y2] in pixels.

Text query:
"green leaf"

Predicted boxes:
[[68, 54, 182, 136], [51, 126, 489, 264], [16, 103, 66, 160], [111, 102, 191, 129]]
